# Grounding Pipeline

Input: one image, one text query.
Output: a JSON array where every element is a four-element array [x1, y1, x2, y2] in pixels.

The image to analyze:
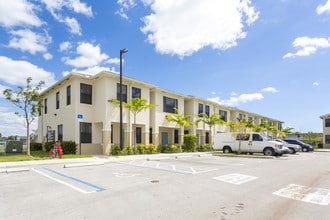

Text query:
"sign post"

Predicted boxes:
[[77, 114, 83, 154]]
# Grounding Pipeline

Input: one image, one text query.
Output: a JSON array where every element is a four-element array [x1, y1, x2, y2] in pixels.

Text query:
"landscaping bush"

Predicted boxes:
[[30, 142, 42, 151], [196, 145, 212, 152], [44, 142, 55, 152], [183, 134, 197, 152], [62, 141, 77, 154], [110, 145, 121, 156], [158, 144, 180, 153], [136, 144, 158, 154]]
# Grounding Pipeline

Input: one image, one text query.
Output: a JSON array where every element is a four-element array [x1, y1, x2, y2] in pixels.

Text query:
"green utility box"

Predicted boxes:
[[5, 141, 23, 153]]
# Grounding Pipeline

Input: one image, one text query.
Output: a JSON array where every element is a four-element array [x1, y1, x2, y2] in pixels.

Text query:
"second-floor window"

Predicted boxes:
[[56, 92, 60, 109], [117, 83, 127, 103], [163, 96, 178, 113], [219, 110, 227, 122], [325, 119, 330, 127], [80, 83, 92, 104], [198, 103, 203, 115], [132, 87, 141, 98], [205, 105, 210, 116]]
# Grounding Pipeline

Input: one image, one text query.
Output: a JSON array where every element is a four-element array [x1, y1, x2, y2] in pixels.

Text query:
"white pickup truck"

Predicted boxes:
[[213, 132, 283, 156]]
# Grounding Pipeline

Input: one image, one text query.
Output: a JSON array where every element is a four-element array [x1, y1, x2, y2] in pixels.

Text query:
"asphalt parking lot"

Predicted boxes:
[[1, 152, 330, 220]]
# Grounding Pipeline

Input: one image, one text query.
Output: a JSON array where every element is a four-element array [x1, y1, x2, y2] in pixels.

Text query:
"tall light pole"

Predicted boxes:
[[119, 48, 128, 149]]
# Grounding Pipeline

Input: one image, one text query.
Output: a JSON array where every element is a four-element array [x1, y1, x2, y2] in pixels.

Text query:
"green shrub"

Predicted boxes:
[[122, 146, 134, 155], [44, 142, 55, 152], [62, 141, 77, 154], [196, 145, 212, 152], [158, 144, 180, 153], [110, 145, 121, 156], [183, 134, 197, 152], [30, 142, 42, 151]]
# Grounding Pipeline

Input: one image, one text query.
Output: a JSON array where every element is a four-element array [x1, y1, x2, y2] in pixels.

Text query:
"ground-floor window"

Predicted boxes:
[[205, 132, 209, 144], [80, 122, 92, 143], [149, 128, 153, 144], [57, 124, 63, 142], [174, 129, 179, 144], [136, 127, 142, 144]]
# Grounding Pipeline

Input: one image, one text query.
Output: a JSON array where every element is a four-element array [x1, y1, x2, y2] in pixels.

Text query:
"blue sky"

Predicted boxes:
[[1, 0, 330, 137]]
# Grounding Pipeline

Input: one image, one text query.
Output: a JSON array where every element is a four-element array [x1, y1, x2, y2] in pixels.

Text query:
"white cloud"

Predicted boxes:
[[208, 92, 263, 107], [141, 0, 259, 57], [41, 0, 92, 35], [62, 42, 109, 68], [316, 0, 330, 15], [283, 36, 330, 58], [116, 0, 137, 20], [0, 56, 56, 87], [313, 82, 320, 86], [0, 107, 31, 137], [59, 41, 72, 51], [43, 53, 53, 60], [0, 0, 42, 28], [261, 87, 278, 93], [8, 29, 52, 55]]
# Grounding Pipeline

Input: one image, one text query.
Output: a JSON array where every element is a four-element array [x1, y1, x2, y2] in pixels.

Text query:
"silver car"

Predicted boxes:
[[275, 139, 301, 154]]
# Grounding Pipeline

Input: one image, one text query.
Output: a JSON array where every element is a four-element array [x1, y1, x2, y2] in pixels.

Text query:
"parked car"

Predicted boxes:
[[283, 138, 314, 152], [275, 139, 301, 154]]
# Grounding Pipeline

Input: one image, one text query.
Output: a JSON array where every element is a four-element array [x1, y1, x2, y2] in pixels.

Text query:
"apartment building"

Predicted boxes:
[[320, 114, 330, 149], [38, 71, 283, 155]]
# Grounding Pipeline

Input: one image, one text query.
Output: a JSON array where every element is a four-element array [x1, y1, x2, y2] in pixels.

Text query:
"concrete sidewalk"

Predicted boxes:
[[0, 152, 212, 170]]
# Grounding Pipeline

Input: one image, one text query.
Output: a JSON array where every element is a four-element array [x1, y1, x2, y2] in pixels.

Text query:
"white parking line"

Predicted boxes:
[[273, 184, 330, 206], [31, 168, 105, 194], [213, 173, 258, 185]]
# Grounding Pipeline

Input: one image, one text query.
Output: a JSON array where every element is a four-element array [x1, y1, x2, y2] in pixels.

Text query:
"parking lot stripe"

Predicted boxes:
[[31, 168, 105, 194]]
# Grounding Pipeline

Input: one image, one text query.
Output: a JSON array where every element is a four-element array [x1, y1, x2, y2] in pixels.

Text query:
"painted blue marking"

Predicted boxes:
[[43, 167, 106, 192]]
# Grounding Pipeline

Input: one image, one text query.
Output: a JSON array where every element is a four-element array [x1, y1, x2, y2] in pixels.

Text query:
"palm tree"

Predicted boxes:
[[165, 108, 194, 152], [196, 113, 225, 149], [108, 97, 156, 154]]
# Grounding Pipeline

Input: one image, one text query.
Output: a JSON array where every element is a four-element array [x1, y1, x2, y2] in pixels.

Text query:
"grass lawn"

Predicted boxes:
[[0, 151, 92, 162]]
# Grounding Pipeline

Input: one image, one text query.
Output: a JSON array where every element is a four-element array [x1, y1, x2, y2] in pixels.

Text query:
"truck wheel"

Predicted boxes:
[[223, 146, 232, 153], [289, 148, 296, 154], [302, 147, 308, 152], [263, 148, 275, 156]]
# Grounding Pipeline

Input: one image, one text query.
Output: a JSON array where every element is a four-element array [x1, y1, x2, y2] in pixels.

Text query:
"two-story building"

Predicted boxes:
[[320, 114, 330, 149], [38, 71, 283, 155]]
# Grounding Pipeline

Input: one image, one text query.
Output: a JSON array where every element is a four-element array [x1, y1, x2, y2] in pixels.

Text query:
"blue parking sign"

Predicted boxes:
[[77, 114, 83, 120]]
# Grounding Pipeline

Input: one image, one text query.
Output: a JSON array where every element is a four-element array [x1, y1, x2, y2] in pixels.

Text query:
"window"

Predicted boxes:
[[111, 125, 113, 144], [56, 92, 60, 109], [205, 132, 209, 144], [205, 105, 210, 116], [198, 103, 203, 115], [219, 110, 227, 122], [325, 135, 330, 144], [174, 129, 179, 144], [136, 127, 142, 144], [44, 99, 48, 114], [132, 87, 141, 99], [149, 128, 153, 144], [117, 83, 127, 103], [80, 122, 92, 143], [252, 134, 262, 141], [66, 85, 71, 105], [80, 83, 92, 104], [163, 96, 178, 113], [248, 117, 253, 122], [325, 119, 330, 127], [58, 124, 63, 142]]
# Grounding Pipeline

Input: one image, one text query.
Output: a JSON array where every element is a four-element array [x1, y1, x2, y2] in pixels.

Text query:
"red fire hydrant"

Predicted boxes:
[[58, 145, 63, 159]]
